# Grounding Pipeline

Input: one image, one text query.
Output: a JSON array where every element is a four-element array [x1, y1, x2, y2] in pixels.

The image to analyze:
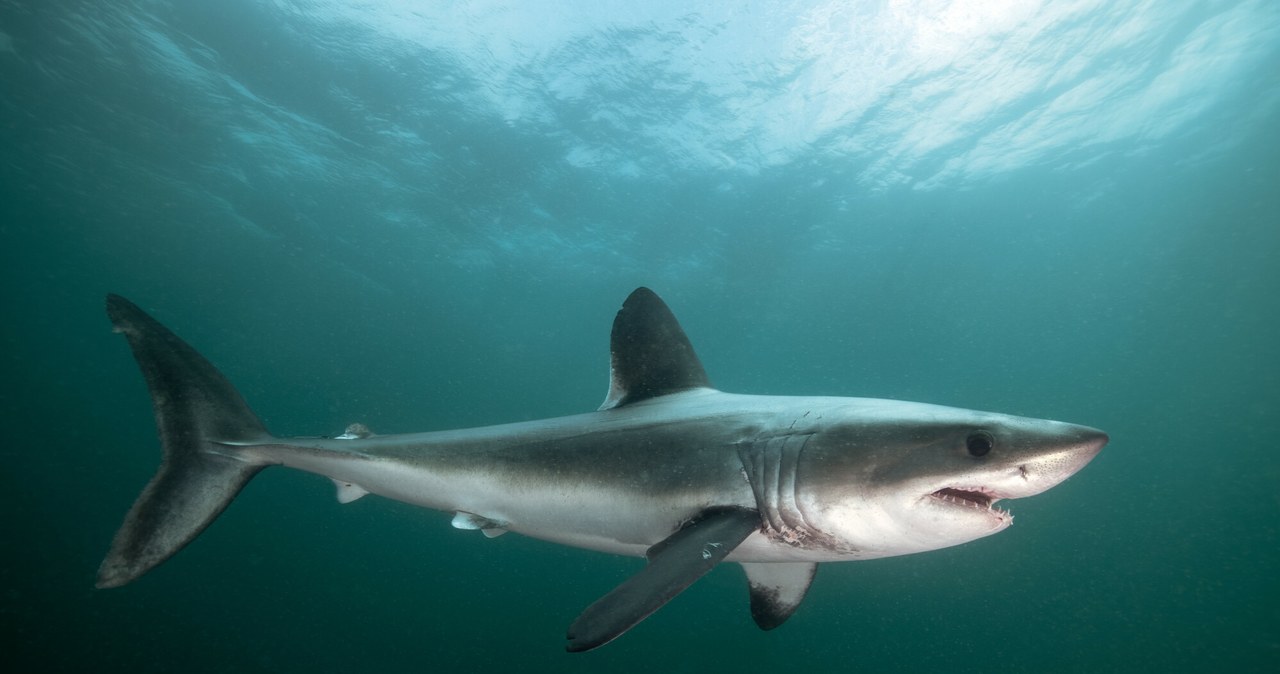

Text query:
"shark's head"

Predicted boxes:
[[793, 401, 1108, 558]]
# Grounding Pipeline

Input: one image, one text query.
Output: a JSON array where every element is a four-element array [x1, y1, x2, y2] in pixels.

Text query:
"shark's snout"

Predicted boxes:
[[1081, 427, 1109, 455], [1005, 424, 1108, 499], [1058, 425, 1109, 470]]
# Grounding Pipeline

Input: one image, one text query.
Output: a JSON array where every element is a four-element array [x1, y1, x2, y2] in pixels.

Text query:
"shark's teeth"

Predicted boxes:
[[930, 487, 1007, 513]]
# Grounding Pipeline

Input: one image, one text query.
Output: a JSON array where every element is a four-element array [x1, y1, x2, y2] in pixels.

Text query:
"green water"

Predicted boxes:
[[2, 0, 1277, 671]]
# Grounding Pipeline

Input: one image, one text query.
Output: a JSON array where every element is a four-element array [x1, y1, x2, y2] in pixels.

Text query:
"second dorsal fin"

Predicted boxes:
[[599, 288, 712, 410]]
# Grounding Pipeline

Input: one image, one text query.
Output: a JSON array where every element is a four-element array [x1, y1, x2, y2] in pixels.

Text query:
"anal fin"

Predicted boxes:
[[452, 511, 508, 537], [566, 507, 759, 652]]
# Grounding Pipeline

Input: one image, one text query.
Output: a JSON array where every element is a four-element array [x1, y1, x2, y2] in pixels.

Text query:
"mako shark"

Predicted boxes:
[[97, 287, 1106, 651]]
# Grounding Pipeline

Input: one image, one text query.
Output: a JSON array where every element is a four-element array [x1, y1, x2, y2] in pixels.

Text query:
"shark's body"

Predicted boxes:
[[98, 288, 1107, 651]]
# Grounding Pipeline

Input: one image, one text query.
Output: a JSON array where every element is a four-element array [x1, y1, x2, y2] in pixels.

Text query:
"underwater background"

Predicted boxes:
[[2, 0, 1277, 671]]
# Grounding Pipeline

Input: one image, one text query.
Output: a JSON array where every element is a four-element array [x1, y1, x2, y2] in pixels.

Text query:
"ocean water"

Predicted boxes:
[[2, 0, 1277, 671]]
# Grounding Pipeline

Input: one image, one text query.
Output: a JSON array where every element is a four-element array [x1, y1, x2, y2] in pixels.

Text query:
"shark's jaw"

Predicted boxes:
[[931, 486, 1004, 511], [927, 487, 1013, 528]]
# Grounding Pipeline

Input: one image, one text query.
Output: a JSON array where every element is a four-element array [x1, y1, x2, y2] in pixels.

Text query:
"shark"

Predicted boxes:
[[97, 287, 1107, 651]]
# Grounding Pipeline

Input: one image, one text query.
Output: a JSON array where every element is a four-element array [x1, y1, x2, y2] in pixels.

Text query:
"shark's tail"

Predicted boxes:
[[96, 294, 274, 589]]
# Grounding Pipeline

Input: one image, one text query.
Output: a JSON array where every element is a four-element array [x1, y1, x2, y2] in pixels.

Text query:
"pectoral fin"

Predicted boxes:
[[566, 507, 759, 652], [740, 561, 817, 630]]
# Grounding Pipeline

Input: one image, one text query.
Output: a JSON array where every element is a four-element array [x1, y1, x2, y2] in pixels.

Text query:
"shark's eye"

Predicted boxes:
[[966, 431, 994, 457]]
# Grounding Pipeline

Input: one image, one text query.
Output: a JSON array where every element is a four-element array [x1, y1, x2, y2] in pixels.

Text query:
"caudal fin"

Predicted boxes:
[[97, 295, 273, 589]]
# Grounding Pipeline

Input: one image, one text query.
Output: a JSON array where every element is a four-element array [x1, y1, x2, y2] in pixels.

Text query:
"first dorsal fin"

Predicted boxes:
[[599, 288, 712, 410]]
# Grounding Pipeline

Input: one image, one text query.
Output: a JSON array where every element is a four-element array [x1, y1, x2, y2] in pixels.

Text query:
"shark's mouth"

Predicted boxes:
[[931, 487, 1005, 513]]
